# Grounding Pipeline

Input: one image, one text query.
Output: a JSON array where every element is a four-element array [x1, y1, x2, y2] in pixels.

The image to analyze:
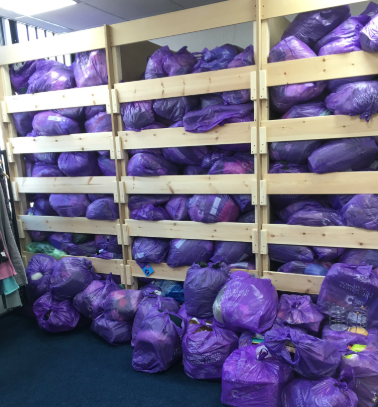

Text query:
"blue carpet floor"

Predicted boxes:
[[0, 313, 223, 407]]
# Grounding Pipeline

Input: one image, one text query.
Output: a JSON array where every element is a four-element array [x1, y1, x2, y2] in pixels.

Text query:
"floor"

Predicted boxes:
[[0, 313, 223, 407]]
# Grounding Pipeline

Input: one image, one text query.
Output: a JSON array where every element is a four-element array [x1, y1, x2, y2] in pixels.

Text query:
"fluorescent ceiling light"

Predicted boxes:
[[0, 0, 76, 16]]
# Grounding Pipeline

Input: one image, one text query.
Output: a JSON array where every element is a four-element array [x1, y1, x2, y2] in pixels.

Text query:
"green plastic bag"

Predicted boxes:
[[26, 241, 67, 260]]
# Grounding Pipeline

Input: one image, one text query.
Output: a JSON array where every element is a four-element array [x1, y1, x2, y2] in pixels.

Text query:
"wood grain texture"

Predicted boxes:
[[263, 271, 324, 294]]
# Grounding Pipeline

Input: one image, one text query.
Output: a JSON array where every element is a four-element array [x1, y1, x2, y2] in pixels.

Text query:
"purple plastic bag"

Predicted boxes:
[[85, 112, 112, 133], [282, 101, 330, 119], [72, 50, 108, 87], [225, 112, 254, 124], [192, 44, 240, 73], [282, 6, 351, 48], [341, 194, 378, 230], [340, 248, 378, 267], [27, 60, 76, 94], [322, 324, 370, 351], [269, 163, 309, 175], [282, 375, 358, 407], [228, 44, 255, 68], [132, 306, 184, 373], [31, 162, 64, 178], [132, 237, 170, 266], [187, 194, 240, 223], [201, 150, 233, 169], [128, 195, 171, 211], [163, 46, 197, 77], [153, 96, 199, 123], [329, 194, 354, 210], [103, 289, 142, 322], [278, 260, 311, 274], [208, 152, 254, 175], [97, 156, 116, 176], [183, 321, 238, 380], [199, 93, 224, 109], [326, 80, 378, 121], [222, 89, 251, 105], [88, 193, 112, 202], [238, 331, 256, 348], [130, 204, 171, 221], [129, 148, 163, 156], [162, 145, 208, 166], [32, 112, 81, 136], [184, 102, 254, 132], [33, 292, 80, 333], [167, 239, 213, 268], [132, 294, 179, 347], [145, 46, 173, 80], [269, 37, 327, 112], [221, 346, 294, 407], [50, 257, 98, 301], [34, 197, 58, 216], [73, 274, 120, 319], [269, 139, 322, 165], [269, 244, 315, 263], [61, 241, 97, 257], [308, 137, 378, 174], [265, 327, 342, 379], [184, 262, 229, 318], [277, 199, 324, 223], [165, 196, 190, 221], [84, 105, 106, 120], [318, 263, 378, 328], [13, 112, 36, 137], [277, 294, 325, 334], [238, 211, 256, 223], [361, 14, 378, 52], [271, 195, 312, 210], [287, 208, 346, 227], [49, 194, 91, 217], [91, 315, 132, 345], [213, 271, 278, 333], [211, 242, 253, 265], [121, 101, 155, 131], [53, 107, 84, 121], [58, 152, 100, 177], [48, 233, 72, 250], [313, 246, 345, 261], [183, 166, 207, 175], [25, 207, 50, 242], [10, 60, 37, 93], [232, 194, 253, 213], [127, 153, 178, 176], [25, 254, 57, 302], [86, 197, 119, 220]]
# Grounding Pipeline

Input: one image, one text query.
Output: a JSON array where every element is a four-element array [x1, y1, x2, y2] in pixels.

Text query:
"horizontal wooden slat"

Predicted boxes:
[[264, 115, 378, 142], [264, 224, 378, 250], [115, 66, 255, 102], [123, 174, 254, 195], [266, 172, 378, 195], [263, 271, 324, 295], [127, 220, 254, 242], [262, 0, 366, 19], [111, 0, 255, 46], [24, 251, 123, 276], [20, 215, 118, 235], [265, 51, 378, 87], [11, 133, 112, 154], [16, 177, 116, 194], [5, 85, 109, 114], [120, 122, 254, 149], [0, 27, 105, 66]]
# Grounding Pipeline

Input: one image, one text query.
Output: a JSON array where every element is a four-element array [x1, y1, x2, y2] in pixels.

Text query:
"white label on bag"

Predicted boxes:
[[210, 197, 221, 216]]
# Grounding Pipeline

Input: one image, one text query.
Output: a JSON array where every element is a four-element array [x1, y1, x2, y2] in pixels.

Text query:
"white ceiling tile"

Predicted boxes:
[[170, 0, 223, 8], [30, 3, 124, 31], [83, 0, 182, 20], [16, 16, 72, 33]]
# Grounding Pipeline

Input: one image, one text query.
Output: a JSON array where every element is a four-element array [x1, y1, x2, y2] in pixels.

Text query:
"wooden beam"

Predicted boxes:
[[127, 219, 254, 242], [120, 122, 254, 149], [263, 271, 324, 294], [264, 224, 378, 250]]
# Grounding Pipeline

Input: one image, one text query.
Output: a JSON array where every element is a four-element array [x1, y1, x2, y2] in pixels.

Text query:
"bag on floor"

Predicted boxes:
[[222, 89, 251, 105], [211, 241, 253, 265], [322, 324, 370, 351], [10, 60, 37, 93], [227, 44, 254, 68], [341, 194, 378, 230], [127, 153, 178, 176], [60, 241, 97, 257], [153, 96, 199, 123], [33, 292, 80, 333], [48, 233, 72, 250], [32, 111, 81, 136], [269, 139, 322, 165], [361, 14, 378, 52], [24, 207, 51, 242], [49, 194, 91, 217], [121, 101, 155, 131], [184, 262, 229, 318], [145, 46, 173, 79], [58, 152, 100, 177], [130, 204, 171, 221], [50, 257, 98, 301], [72, 49, 108, 87], [85, 112, 112, 133], [265, 327, 342, 379], [25, 254, 57, 302], [269, 244, 315, 263], [128, 195, 171, 211], [165, 196, 190, 221], [213, 271, 278, 333], [95, 235, 122, 254], [183, 320, 238, 380], [208, 152, 254, 175], [281, 6, 351, 47], [276, 294, 325, 334], [221, 346, 294, 407], [13, 111, 36, 137], [163, 46, 197, 76], [97, 155, 116, 176], [152, 279, 185, 303], [167, 239, 213, 268], [31, 162, 64, 178], [91, 315, 133, 345], [132, 306, 184, 373], [192, 44, 240, 73], [103, 289, 143, 322], [187, 194, 240, 223], [162, 145, 208, 166], [132, 237, 170, 267], [238, 331, 258, 348], [86, 197, 119, 220], [73, 274, 120, 319], [340, 248, 378, 268], [282, 101, 331, 119]]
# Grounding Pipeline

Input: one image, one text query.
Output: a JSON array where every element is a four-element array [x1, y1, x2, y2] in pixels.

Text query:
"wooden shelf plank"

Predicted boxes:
[[127, 220, 255, 242], [115, 66, 255, 102], [264, 224, 378, 250], [123, 174, 254, 195], [266, 172, 378, 195], [264, 115, 378, 143], [120, 122, 254, 149], [10, 133, 112, 154], [263, 271, 324, 294], [20, 215, 119, 235], [264, 51, 378, 87], [5, 85, 109, 114], [16, 176, 116, 194]]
